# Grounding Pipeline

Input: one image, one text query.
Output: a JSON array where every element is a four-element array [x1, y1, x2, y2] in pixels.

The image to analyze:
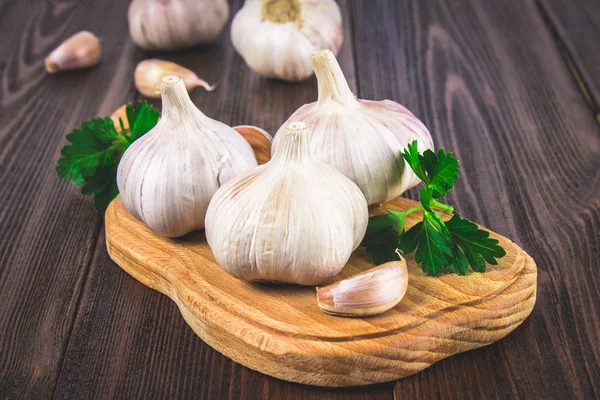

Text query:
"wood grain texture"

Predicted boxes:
[[538, 0, 600, 110], [0, 0, 140, 397], [53, 1, 393, 398], [0, 0, 597, 398], [104, 195, 536, 387], [350, 0, 600, 398]]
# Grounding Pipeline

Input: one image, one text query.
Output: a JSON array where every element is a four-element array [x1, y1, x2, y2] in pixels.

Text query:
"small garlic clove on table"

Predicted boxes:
[[316, 260, 409, 317], [134, 59, 216, 99], [44, 31, 101, 74]]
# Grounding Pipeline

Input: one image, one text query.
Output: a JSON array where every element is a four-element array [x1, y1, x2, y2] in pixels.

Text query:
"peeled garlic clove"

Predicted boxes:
[[231, 0, 343, 81], [134, 59, 216, 99], [117, 75, 258, 237], [128, 0, 229, 51], [45, 31, 101, 74], [317, 260, 409, 317], [233, 126, 273, 165], [272, 50, 434, 204], [205, 121, 368, 286]]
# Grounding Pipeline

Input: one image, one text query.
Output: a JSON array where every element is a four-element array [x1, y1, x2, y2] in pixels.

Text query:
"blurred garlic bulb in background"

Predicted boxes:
[[128, 0, 229, 51], [205, 122, 368, 285], [117, 75, 257, 237], [45, 31, 101, 74], [272, 50, 434, 205], [231, 0, 343, 81], [134, 59, 215, 99]]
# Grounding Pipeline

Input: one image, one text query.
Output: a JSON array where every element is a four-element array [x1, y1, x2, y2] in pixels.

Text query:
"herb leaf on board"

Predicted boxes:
[[56, 101, 160, 213]]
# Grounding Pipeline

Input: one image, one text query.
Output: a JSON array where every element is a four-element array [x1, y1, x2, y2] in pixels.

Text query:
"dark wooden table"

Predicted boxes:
[[1, 0, 598, 399]]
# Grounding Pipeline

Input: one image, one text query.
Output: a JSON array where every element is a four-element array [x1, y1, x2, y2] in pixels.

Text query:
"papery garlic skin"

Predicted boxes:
[[231, 0, 343, 81], [128, 0, 229, 51], [272, 50, 434, 205], [205, 122, 368, 286], [45, 31, 101, 73], [117, 76, 257, 237]]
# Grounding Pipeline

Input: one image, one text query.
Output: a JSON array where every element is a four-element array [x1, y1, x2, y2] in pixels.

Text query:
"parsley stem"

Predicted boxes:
[[404, 205, 423, 215], [431, 200, 453, 213]]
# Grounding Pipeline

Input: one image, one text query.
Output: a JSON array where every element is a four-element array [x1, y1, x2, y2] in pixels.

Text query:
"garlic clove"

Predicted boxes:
[[272, 49, 434, 205], [128, 0, 229, 51], [231, 0, 343, 81], [233, 125, 272, 165], [134, 59, 216, 99], [45, 31, 101, 74], [316, 260, 409, 317]]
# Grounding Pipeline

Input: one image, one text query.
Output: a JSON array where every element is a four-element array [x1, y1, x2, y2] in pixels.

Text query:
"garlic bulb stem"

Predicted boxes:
[[157, 75, 196, 120], [311, 49, 357, 108], [272, 122, 309, 162]]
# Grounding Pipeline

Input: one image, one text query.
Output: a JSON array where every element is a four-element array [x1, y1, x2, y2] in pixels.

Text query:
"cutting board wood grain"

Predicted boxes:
[[105, 129, 536, 386], [105, 199, 536, 387]]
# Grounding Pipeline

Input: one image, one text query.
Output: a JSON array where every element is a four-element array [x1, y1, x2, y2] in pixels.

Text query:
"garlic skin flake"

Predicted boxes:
[[128, 0, 229, 51], [205, 122, 368, 286], [117, 75, 257, 237], [272, 50, 434, 205], [231, 0, 343, 81]]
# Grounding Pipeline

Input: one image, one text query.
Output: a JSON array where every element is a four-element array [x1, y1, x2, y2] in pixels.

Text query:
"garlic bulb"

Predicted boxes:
[[128, 0, 229, 51], [45, 31, 101, 73], [135, 59, 216, 99], [117, 75, 257, 237], [272, 50, 435, 205], [317, 260, 409, 317], [231, 0, 343, 81], [205, 122, 368, 285]]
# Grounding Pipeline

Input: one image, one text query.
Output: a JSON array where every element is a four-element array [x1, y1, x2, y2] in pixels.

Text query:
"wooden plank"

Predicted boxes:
[[538, 0, 600, 110], [54, 0, 392, 398], [0, 0, 139, 398], [350, 0, 599, 398]]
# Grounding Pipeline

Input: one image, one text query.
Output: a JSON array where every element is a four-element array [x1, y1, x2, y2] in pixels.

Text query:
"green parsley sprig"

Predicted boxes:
[[361, 141, 506, 276], [56, 102, 160, 213]]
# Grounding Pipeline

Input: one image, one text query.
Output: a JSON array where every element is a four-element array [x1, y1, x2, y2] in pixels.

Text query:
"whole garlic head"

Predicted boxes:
[[231, 0, 343, 81], [128, 0, 229, 51], [117, 75, 257, 237], [205, 122, 368, 286], [272, 50, 435, 205]]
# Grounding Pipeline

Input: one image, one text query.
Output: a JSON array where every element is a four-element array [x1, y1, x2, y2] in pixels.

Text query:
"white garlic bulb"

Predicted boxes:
[[128, 0, 229, 51], [231, 0, 343, 81], [272, 50, 435, 205], [117, 75, 257, 237], [205, 122, 368, 286]]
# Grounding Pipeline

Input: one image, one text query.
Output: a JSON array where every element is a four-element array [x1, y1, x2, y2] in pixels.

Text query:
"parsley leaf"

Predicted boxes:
[[362, 140, 506, 276], [361, 215, 401, 264], [446, 214, 506, 269], [56, 101, 159, 213]]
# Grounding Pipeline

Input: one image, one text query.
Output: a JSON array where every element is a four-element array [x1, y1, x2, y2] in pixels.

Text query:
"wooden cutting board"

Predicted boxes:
[[105, 130, 537, 387]]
